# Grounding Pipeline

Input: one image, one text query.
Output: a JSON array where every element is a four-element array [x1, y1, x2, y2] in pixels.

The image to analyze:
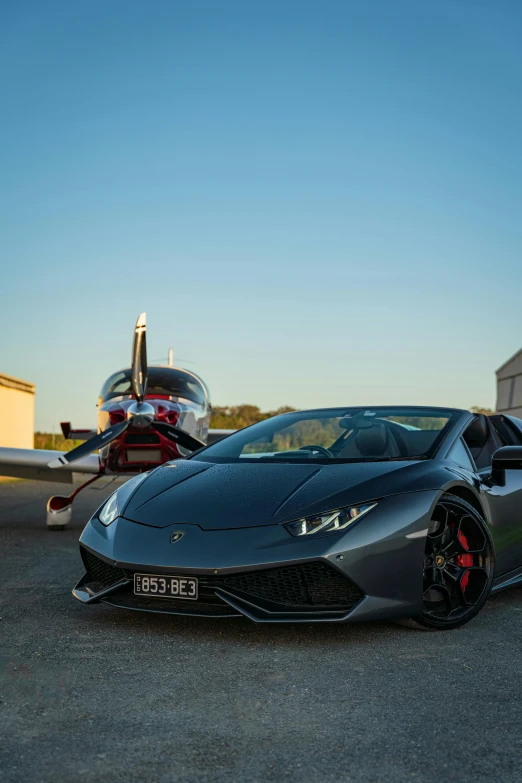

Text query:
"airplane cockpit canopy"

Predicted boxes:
[[99, 367, 209, 408]]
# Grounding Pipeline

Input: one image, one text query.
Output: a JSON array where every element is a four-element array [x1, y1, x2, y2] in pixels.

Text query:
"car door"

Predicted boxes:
[[470, 416, 522, 576]]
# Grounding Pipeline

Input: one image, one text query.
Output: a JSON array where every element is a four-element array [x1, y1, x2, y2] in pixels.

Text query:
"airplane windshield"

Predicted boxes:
[[99, 368, 207, 406], [193, 407, 461, 463]]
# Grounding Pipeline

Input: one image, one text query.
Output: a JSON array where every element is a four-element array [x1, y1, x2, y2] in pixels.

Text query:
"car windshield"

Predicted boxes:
[[193, 407, 460, 463], [99, 367, 207, 406]]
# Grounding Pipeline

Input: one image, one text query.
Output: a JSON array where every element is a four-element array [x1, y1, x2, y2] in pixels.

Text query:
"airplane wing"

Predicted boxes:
[[207, 429, 236, 444], [0, 447, 101, 483], [0, 430, 234, 484]]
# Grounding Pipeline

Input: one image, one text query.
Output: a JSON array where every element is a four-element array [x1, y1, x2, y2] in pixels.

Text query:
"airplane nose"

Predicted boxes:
[[127, 401, 155, 428]]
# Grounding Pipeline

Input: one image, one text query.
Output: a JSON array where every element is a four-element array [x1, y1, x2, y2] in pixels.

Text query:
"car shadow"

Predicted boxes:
[[486, 582, 522, 609], [81, 604, 402, 647]]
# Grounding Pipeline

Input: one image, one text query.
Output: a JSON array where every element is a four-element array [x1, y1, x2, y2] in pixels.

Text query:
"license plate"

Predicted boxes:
[[134, 573, 198, 600]]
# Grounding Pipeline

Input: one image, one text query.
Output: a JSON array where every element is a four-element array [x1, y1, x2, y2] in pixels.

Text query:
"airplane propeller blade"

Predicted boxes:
[[152, 422, 205, 453], [48, 421, 130, 468], [48, 313, 206, 470], [131, 312, 148, 405]]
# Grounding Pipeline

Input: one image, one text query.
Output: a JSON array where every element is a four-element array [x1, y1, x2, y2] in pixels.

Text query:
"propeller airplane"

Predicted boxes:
[[0, 314, 233, 528]]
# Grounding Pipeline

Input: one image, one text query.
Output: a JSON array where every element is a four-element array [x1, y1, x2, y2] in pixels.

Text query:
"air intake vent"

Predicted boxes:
[[82, 550, 128, 588], [213, 562, 363, 610]]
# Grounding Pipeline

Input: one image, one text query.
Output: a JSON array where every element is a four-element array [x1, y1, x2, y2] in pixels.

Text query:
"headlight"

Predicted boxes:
[[98, 491, 119, 526], [97, 473, 149, 526], [284, 502, 378, 537]]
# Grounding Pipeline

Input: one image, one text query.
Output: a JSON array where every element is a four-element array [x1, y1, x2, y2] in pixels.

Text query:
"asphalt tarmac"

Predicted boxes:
[[1, 478, 522, 783]]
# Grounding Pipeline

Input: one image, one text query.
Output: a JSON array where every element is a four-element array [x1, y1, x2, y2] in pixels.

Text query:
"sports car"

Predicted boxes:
[[73, 406, 522, 630]]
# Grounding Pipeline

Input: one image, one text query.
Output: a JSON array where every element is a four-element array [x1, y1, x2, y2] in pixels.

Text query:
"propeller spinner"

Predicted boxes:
[[48, 312, 204, 469]]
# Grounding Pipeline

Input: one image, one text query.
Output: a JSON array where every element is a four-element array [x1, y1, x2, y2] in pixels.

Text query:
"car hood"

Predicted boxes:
[[121, 457, 443, 530]]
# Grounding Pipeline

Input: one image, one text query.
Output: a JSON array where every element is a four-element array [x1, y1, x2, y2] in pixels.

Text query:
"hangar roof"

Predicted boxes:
[[496, 348, 522, 379], [0, 372, 35, 395]]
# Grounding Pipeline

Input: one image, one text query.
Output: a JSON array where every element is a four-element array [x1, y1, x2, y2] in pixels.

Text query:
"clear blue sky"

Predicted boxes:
[[1, 0, 521, 431]]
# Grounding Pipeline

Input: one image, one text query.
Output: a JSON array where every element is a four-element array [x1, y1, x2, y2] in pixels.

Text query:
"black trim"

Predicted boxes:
[[77, 548, 365, 619]]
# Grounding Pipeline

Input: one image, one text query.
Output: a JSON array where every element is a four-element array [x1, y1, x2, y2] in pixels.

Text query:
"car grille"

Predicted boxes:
[[214, 562, 363, 609], [82, 550, 129, 588], [81, 551, 363, 612]]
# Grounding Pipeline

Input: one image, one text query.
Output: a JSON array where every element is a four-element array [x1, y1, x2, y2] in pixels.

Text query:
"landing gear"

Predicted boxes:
[[399, 495, 495, 630], [46, 474, 103, 530]]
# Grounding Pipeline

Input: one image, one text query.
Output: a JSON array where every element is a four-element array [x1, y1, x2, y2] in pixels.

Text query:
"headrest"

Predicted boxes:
[[356, 424, 388, 457], [464, 415, 489, 449]]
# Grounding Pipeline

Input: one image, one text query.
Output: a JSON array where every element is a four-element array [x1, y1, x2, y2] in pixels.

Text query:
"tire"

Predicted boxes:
[[397, 494, 495, 631]]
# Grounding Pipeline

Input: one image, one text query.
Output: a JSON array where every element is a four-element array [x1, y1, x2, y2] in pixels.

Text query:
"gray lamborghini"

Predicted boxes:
[[73, 406, 522, 629]]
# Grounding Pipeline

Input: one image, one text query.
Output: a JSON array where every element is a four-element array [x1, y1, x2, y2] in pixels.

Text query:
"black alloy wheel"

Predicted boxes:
[[400, 495, 495, 630]]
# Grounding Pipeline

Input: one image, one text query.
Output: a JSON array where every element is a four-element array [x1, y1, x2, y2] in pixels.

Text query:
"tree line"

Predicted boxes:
[[34, 404, 495, 451], [209, 405, 296, 429], [33, 405, 297, 452]]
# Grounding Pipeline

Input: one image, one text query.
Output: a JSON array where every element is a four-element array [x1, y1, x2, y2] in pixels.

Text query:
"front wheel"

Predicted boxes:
[[399, 495, 495, 630]]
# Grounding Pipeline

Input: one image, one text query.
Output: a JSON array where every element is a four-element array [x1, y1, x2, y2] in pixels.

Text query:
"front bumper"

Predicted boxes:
[[73, 490, 438, 623]]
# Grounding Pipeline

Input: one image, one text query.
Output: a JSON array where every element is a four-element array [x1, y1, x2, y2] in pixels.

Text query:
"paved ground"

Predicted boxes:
[[1, 479, 522, 783]]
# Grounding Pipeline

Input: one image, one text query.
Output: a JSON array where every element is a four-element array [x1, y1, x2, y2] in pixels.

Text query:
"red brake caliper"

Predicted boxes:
[[456, 530, 473, 590]]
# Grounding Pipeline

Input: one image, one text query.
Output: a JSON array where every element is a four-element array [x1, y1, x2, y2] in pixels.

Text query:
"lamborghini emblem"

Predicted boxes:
[[170, 531, 185, 544]]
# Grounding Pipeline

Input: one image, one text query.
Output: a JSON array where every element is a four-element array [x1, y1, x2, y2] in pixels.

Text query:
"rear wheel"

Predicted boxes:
[[399, 495, 495, 630]]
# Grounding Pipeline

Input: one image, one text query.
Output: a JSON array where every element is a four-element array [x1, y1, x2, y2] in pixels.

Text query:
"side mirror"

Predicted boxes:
[[491, 446, 522, 486]]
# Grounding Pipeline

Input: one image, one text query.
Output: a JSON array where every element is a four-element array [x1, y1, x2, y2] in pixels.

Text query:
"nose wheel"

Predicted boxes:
[[46, 474, 102, 530]]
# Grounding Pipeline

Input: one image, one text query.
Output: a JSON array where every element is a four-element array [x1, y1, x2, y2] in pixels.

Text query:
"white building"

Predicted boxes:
[[496, 349, 522, 418], [0, 372, 35, 449]]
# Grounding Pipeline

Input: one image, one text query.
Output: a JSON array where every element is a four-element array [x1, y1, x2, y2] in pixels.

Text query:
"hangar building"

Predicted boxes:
[[0, 372, 35, 449], [496, 349, 522, 418]]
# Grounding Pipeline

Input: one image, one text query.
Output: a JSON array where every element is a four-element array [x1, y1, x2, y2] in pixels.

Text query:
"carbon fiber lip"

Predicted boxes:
[[72, 572, 131, 604], [214, 588, 363, 623], [100, 593, 242, 618]]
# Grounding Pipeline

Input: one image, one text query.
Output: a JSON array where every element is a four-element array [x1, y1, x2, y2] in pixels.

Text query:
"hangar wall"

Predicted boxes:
[[496, 349, 522, 419], [0, 373, 35, 449]]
